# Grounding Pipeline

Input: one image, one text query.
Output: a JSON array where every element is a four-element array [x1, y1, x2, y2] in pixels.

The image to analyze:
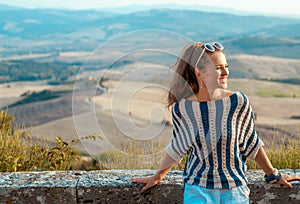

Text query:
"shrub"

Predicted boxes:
[[0, 110, 79, 172]]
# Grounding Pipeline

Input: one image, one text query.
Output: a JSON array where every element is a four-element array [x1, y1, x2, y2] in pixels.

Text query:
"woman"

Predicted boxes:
[[132, 42, 300, 203]]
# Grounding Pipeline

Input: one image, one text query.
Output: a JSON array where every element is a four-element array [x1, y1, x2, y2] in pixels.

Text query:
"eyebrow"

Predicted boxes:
[[215, 64, 228, 67]]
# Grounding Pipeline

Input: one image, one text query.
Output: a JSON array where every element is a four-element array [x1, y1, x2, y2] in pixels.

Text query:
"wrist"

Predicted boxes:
[[265, 168, 282, 183], [264, 167, 278, 176], [266, 168, 278, 177], [154, 172, 163, 181]]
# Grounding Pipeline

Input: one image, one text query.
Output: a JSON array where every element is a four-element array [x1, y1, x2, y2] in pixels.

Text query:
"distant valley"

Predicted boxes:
[[0, 4, 300, 59], [1, 4, 300, 82], [0, 4, 299, 155]]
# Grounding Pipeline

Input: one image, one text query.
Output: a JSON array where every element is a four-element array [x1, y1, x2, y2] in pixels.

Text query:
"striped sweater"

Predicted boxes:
[[166, 92, 264, 189]]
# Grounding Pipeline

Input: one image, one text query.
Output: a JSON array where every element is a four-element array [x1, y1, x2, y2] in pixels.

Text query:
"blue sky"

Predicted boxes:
[[0, 0, 299, 16]]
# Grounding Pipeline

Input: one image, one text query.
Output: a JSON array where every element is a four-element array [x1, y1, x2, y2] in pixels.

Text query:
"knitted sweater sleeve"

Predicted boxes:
[[239, 96, 264, 160], [166, 103, 192, 161]]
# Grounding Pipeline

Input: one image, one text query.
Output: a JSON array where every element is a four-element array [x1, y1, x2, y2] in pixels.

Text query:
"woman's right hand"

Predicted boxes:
[[132, 154, 175, 193], [131, 174, 161, 193]]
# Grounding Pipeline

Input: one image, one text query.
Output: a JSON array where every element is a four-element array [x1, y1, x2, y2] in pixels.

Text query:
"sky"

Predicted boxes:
[[0, 0, 299, 16]]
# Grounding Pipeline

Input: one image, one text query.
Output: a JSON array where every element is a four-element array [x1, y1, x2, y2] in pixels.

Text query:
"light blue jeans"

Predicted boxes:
[[184, 183, 250, 204]]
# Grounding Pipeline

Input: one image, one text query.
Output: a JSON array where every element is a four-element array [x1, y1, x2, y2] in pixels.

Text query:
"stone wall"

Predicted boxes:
[[0, 170, 299, 203]]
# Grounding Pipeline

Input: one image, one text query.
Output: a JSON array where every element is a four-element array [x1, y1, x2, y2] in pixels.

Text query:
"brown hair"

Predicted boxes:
[[166, 42, 215, 108]]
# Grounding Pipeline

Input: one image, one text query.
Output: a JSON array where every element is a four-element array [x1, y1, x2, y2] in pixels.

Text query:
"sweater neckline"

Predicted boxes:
[[182, 91, 239, 104]]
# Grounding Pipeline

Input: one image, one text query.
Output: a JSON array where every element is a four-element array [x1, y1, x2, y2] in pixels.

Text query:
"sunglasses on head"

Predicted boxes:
[[195, 42, 224, 68], [203, 42, 224, 52]]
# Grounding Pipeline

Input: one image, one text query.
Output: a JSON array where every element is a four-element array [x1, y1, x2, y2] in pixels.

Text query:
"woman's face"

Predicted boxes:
[[201, 51, 229, 90]]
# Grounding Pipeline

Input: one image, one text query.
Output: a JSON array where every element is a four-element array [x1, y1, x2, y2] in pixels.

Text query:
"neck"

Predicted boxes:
[[194, 88, 226, 101], [195, 88, 210, 101]]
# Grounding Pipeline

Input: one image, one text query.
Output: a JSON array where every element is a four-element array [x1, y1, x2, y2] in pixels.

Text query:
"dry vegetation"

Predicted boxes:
[[0, 109, 107, 172], [0, 59, 299, 171], [0, 110, 79, 172]]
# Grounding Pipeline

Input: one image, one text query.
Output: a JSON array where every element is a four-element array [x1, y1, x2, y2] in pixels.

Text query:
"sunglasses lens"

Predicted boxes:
[[205, 43, 215, 52], [213, 42, 224, 50]]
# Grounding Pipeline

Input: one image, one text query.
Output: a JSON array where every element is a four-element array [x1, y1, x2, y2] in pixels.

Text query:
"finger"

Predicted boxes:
[[280, 179, 293, 188], [132, 178, 147, 184], [287, 176, 300, 182], [282, 174, 300, 182], [141, 185, 148, 193], [141, 183, 154, 193]]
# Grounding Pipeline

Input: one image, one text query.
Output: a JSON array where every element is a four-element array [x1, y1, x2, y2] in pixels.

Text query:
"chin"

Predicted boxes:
[[219, 83, 227, 89]]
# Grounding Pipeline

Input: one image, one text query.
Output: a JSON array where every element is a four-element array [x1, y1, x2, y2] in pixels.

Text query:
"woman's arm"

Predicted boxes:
[[131, 153, 177, 193], [254, 147, 275, 175], [255, 147, 300, 188]]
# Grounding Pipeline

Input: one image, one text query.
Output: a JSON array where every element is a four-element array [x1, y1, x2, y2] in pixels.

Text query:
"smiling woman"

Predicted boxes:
[[131, 41, 300, 203]]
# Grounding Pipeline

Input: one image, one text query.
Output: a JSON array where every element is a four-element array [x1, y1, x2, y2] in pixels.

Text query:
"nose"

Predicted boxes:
[[221, 67, 229, 76]]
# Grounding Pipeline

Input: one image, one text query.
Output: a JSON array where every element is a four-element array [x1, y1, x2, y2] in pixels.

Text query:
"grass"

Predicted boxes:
[[247, 143, 300, 169], [1, 108, 299, 172], [247, 127, 300, 169], [255, 87, 294, 98], [0, 109, 85, 172], [96, 140, 166, 170], [97, 129, 300, 171]]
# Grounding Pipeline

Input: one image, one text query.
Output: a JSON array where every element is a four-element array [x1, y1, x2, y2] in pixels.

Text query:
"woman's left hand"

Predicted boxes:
[[277, 173, 300, 188]]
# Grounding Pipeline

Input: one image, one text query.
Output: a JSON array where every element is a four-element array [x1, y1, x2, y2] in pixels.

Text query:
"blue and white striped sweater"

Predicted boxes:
[[166, 92, 264, 189]]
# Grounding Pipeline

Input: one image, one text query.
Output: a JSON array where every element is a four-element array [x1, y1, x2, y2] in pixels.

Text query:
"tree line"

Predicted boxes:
[[0, 60, 81, 84]]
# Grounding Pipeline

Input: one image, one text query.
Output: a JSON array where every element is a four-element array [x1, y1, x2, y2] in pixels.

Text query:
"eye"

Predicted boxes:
[[216, 64, 229, 70]]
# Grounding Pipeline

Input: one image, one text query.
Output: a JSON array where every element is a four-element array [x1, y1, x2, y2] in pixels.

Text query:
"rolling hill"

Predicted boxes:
[[0, 5, 300, 59]]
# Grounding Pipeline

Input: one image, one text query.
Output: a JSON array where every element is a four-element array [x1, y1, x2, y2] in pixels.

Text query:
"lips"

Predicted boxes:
[[220, 77, 227, 82]]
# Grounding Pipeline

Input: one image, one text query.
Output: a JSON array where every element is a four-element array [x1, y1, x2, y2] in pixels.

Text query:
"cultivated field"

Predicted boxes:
[[1, 50, 300, 156], [1, 77, 299, 156]]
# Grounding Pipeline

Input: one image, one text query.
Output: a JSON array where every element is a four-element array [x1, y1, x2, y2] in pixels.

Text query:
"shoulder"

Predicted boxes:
[[172, 101, 182, 117], [171, 98, 194, 118], [233, 91, 248, 100], [224, 90, 248, 102], [235, 91, 252, 108], [224, 91, 250, 108], [225, 90, 235, 97]]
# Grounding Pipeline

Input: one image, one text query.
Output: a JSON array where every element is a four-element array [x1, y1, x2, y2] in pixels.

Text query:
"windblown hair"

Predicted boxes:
[[167, 42, 215, 108]]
